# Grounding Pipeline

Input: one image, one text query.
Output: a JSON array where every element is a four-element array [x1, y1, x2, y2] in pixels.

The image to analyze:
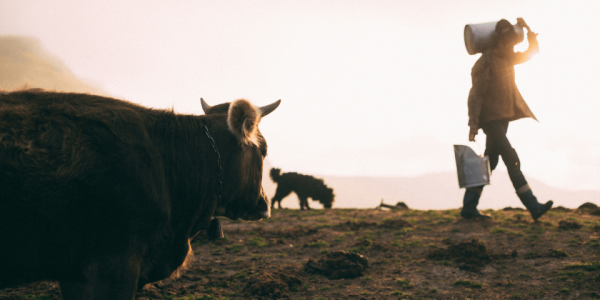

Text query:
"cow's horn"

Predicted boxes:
[[200, 98, 211, 113], [259, 100, 281, 117]]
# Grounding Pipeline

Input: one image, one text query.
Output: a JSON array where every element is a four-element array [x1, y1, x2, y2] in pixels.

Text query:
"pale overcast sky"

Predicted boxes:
[[1, 0, 599, 191]]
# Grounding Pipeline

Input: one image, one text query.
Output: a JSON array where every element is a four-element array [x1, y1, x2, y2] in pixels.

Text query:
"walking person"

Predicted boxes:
[[462, 18, 553, 221]]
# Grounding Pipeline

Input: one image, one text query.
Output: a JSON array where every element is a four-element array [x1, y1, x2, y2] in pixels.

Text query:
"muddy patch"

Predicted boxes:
[[337, 220, 377, 230], [379, 218, 412, 228], [274, 227, 319, 239], [524, 248, 569, 259], [305, 250, 369, 279], [243, 270, 302, 298], [427, 239, 494, 272], [558, 220, 582, 230]]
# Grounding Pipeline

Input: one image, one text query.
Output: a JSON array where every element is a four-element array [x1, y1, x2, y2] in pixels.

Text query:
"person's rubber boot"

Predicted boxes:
[[517, 186, 553, 221], [460, 187, 491, 219]]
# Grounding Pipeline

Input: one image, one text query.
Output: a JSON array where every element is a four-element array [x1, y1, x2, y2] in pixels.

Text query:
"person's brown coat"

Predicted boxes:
[[468, 32, 540, 130]]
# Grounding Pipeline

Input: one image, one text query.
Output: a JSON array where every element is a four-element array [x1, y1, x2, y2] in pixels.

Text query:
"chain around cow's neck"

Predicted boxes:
[[202, 123, 222, 204], [202, 122, 224, 240]]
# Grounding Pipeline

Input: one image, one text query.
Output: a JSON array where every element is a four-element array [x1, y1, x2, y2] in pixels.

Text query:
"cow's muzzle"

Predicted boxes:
[[240, 195, 270, 221]]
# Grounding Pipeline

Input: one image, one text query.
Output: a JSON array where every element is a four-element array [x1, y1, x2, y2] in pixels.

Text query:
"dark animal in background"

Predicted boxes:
[[0, 89, 280, 299], [270, 168, 334, 210]]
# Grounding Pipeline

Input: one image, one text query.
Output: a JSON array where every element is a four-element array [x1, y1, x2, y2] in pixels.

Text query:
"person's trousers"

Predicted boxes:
[[480, 120, 528, 191]]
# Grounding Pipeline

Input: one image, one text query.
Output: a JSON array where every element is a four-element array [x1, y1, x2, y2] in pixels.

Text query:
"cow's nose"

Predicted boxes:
[[259, 207, 270, 219], [238, 193, 270, 221], [255, 195, 270, 219]]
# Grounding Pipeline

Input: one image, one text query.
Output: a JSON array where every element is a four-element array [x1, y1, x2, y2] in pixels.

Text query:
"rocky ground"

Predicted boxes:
[[2, 204, 600, 300]]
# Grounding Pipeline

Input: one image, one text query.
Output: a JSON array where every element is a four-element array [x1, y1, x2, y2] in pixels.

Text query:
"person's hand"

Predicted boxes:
[[469, 127, 478, 142], [517, 18, 530, 31]]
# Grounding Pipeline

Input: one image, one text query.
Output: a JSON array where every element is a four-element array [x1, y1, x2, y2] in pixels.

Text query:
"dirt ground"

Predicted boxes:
[[2, 204, 600, 300]]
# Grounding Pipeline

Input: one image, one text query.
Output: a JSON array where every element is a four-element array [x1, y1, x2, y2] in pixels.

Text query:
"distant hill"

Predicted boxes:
[[263, 162, 600, 210], [0, 35, 104, 94]]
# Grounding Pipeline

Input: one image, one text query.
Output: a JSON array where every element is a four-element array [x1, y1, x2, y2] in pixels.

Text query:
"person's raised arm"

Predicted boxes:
[[513, 18, 539, 65]]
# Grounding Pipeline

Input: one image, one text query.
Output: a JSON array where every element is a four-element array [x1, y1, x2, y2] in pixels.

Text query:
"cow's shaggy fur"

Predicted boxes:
[[270, 168, 334, 210], [0, 89, 279, 299]]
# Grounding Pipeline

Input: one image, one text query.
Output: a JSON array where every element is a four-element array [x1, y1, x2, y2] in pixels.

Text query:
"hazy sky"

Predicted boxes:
[[1, 0, 599, 191]]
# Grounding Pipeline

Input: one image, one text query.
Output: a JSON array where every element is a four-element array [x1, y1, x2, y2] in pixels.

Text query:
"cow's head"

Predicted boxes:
[[201, 98, 280, 221]]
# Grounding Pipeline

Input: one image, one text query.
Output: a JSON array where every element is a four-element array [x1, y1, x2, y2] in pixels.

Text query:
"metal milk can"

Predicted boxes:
[[464, 20, 524, 55]]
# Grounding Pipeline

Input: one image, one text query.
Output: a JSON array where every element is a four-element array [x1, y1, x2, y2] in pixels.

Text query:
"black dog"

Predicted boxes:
[[270, 168, 335, 210]]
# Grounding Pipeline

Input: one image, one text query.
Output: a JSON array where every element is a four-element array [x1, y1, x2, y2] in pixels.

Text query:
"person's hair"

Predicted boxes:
[[495, 19, 516, 45]]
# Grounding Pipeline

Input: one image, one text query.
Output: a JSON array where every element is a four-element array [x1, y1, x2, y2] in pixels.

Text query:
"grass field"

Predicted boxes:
[[2, 205, 599, 299]]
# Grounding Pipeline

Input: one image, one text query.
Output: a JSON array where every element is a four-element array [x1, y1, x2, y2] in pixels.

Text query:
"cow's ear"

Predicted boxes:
[[228, 99, 261, 146]]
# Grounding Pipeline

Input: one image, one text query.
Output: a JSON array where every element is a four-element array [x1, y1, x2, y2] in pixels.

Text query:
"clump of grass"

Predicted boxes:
[[333, 235, 345, 242], [454, 279, 483, 288], [433, 217, 455, 225], [391, 240, 404, 247], [551, 249, 569, 257], [402, 210, 421, 217], [359, 230, 376, 241], [308, 240, 329, 248], [418, 226, 432, 231], [228, 244, 242, 252], [396, 278, 414, 289], [557, 270, 586, 280], [306, 210, 327, 216], [407, 239, 422, 247], [315, 223, 331, 228], [235, 269, 248, 279], [585, 239, 600, 246], [563, 261, 600, 271], [247, 237, 268, 247], [435, 259, 452, 266], [394, 227, 413, 236]]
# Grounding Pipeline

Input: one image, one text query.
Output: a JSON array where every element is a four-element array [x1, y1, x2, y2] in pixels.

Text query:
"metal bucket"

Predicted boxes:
[[464, 20, 524, 55], [453, 144, 491, 188]]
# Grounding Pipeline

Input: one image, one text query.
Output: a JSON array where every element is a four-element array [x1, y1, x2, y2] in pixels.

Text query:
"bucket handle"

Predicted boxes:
[[468, 141, 484, 157]]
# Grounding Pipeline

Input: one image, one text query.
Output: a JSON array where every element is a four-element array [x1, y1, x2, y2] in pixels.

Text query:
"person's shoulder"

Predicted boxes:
[[472, 51, 490, 73]]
